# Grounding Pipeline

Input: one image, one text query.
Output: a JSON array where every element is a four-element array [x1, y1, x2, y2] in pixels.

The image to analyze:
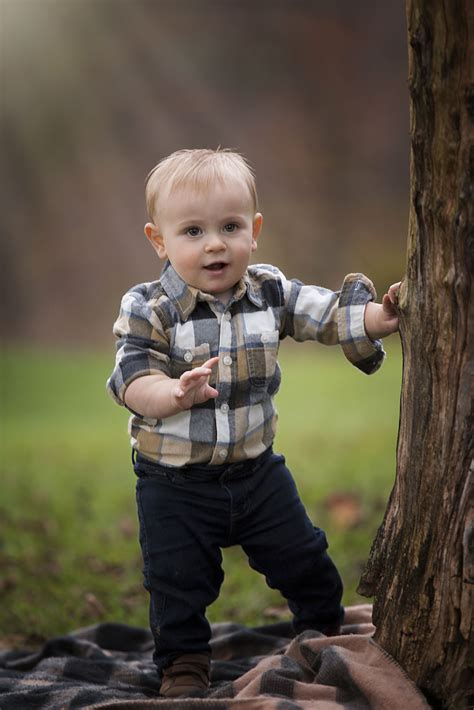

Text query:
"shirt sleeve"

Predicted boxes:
[[106, 285, 171, 407], [279, 270, 385, 374]]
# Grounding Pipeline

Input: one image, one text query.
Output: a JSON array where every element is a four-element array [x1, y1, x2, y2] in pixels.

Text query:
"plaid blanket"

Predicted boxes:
[[0, 605, 430, 709]]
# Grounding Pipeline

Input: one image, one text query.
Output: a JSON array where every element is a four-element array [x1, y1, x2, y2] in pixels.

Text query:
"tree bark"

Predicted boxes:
[[358, 1, 473, 707]]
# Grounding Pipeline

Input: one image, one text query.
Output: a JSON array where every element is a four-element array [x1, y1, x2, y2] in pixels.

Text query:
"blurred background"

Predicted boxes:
[[2, 0, 408, 345], [2, 0, 408, 644]]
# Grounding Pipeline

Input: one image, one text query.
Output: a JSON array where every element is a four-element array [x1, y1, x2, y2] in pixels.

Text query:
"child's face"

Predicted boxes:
[[145, 179, 263, 304]]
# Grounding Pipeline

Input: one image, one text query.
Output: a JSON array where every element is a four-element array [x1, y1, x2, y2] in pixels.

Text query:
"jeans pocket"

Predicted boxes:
[[134, 456, 178, 481]]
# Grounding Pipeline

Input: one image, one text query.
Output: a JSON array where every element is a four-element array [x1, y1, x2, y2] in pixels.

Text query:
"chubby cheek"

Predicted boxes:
[[178, 248, 202, 272], [234, 242, 255, 263]]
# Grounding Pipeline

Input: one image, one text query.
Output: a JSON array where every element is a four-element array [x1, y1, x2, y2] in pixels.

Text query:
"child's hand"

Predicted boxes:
[[364, 282, 401, 340], [382, 281, 401, 328], [174, 356, 220, 410]]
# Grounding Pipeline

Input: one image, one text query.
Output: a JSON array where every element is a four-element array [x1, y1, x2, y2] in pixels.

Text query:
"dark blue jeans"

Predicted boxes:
[[134, 448, 343, 675]]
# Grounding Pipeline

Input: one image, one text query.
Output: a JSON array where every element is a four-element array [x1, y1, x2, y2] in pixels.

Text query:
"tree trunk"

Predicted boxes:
[[358, 1, 473, 707]]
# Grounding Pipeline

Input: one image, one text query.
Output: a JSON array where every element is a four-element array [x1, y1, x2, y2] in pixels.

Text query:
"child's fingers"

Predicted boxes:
[[205, 384, 219, 399], [180, 366, 212, 384], [177, 357, 219, 400], [382, 293, 397, 316], [387, 281, 402, 303], [175, 376, 206, 398], [203, 356, 220, 369], [180, 356, 219, 387], [175, 379, 219, 402]]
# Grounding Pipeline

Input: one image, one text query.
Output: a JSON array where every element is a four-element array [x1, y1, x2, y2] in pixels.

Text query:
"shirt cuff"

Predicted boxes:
[[337, 273, 386, 375]]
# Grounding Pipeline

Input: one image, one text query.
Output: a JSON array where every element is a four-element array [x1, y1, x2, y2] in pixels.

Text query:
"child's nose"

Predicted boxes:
[[204, 232, 226, 251]]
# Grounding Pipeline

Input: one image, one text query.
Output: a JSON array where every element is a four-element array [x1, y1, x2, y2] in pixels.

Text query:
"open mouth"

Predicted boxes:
[[204, 262, 227, 271]]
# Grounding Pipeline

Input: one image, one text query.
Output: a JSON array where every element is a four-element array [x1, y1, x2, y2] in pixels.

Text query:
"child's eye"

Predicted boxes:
[[186, 226, 202, 238], [223, 223, 238, 233]]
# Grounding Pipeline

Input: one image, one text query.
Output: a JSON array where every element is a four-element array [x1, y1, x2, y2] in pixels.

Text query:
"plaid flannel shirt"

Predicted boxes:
[[107, 262, 385, 466]]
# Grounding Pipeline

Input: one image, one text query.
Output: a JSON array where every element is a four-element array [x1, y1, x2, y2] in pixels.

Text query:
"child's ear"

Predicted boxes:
[[252, 213, 263, 251], [144, 223, 167, 259]]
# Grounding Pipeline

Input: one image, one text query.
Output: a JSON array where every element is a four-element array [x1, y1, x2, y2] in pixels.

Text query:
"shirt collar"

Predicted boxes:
[[160, 262, 263, 320]]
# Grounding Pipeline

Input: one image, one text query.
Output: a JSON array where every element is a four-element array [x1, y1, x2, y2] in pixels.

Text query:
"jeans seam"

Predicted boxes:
[[150, 592, 167, 639], [221, 481, 234, 545], [137, 482, 167, 643], [136, 483, 150, 575]]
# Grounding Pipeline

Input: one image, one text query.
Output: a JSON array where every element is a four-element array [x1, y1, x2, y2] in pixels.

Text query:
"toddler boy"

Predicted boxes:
[[107, 148, 400, 697]]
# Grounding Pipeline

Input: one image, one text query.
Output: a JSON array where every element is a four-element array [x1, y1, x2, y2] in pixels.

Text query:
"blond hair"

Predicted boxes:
[[145, 148, 258, 222]]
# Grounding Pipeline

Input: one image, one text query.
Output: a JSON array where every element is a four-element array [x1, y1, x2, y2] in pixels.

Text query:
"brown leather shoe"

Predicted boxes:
[[160, 653, 210, 697]]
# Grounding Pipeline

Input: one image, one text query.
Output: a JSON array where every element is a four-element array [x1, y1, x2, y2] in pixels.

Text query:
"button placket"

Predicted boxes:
[[213, 310, 233, 465]]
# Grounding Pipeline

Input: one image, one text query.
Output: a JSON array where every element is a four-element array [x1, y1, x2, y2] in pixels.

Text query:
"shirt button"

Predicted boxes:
[[261, 333, 270, 343], [220, 403, 229, 413], [183, 351, 193, 363], [224, 312, 232, 321], [223, 355, 232, 366], [218, 448, 228, 459]]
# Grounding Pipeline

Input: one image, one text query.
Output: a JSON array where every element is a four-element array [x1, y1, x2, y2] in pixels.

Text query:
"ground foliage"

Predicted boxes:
[[1, 343, 401, 646]]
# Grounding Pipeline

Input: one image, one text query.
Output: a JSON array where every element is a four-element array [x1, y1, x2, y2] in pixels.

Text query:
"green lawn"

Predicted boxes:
[[1, 341, 402, 645]]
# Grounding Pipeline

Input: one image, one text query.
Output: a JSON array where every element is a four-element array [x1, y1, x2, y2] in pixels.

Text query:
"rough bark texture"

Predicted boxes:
[[358, 1, 473, 707]]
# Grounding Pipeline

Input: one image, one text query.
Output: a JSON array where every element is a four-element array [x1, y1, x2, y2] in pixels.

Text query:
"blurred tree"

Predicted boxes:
[[359, 1, 473, 708]]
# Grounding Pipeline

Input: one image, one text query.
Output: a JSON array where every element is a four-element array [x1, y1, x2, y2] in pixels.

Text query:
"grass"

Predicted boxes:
[[1, 341, 402, 646]]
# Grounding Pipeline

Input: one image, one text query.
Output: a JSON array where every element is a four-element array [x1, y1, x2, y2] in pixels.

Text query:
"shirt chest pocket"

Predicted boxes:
[[244, 330, 280, 388], [170, 343, 211, 380]]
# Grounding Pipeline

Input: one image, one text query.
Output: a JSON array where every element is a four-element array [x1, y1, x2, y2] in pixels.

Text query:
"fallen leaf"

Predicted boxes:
[[84, 592, 105, 617], [324, 492, 365, 530]]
